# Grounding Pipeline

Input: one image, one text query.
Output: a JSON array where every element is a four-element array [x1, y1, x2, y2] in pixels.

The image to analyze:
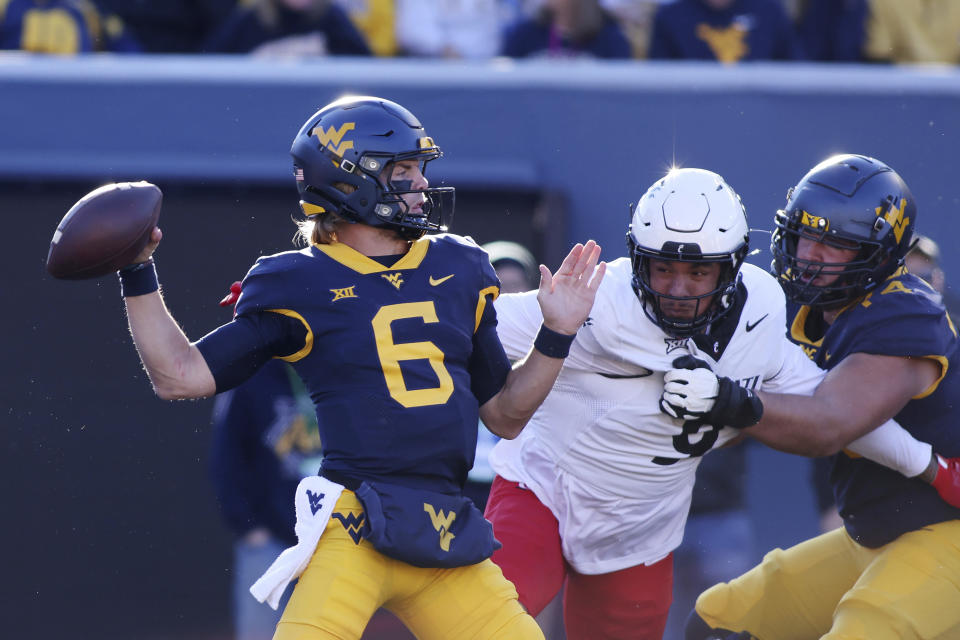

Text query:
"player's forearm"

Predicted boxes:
[[124, 292, 216, 399], [845, 418, 933, 477], [747, 390, 879, 456], [753, 406, 941, 484], [749, 354, 930, 456], [480, 349, 566, 440]]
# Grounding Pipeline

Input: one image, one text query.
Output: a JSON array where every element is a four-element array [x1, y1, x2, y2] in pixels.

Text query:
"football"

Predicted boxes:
[[46, 181, 162, 280]]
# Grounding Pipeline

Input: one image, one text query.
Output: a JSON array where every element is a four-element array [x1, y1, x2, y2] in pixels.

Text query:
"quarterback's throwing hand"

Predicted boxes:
[[660, 355, 764, 429], [537, 240, 606, 335]]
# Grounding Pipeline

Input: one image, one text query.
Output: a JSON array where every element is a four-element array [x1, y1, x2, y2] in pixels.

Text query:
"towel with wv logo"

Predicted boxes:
[[250, 475, 345, 609]]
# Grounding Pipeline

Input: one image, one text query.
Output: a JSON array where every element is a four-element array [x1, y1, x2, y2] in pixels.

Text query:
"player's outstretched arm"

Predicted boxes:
[[121, 227, 217, 400], [480, 240, 606, 439], [659, 352, 960, 505], [661, 352, 938, 454], [750, 352, 938, 455]]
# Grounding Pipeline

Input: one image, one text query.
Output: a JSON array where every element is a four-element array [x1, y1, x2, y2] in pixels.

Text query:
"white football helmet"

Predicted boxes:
[[626, 167, 749, 336]]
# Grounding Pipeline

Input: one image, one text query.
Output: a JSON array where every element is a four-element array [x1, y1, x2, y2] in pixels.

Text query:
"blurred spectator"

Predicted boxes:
[[210, 358, 324, 639], [204, 0, 370, 56], [501, 0, 632, 59], [648, 0, 802, 62], [905, 234, 960, 320], [483, 240, 539, 297], [396, 0, 519, 59], [863, 0, 960, 64], [0, 0, 140, 54], [601, 0, 670, 59], [334, 0, 397, 56], [661, 445, 758, 640], [95, 0, 235, 53], [795, 0, 867, 62]]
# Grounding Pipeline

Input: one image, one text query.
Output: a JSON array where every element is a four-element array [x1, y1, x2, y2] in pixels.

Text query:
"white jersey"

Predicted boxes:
[[489, 258, 825, 574]]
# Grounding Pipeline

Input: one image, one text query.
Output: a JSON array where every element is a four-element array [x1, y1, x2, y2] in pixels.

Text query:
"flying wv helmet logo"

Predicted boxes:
[[800, 211, 829, 232], [332, 512, 366, 544], [877, 197, 910, 244], [423, 503, 456, 552], [312, 121, 355, 157]]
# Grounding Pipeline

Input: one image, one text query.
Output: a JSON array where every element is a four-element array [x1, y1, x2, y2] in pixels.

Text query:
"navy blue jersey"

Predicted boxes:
[[0, 0, 141, 53], [202, 3, 370, 54], [500, 14, 632, 59], [787, 269, 960, 547], [229, 234, 508, 495], [649, 0, 803, 62]]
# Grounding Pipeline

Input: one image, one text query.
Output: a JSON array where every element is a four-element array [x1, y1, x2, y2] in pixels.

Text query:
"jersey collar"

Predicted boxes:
[[790, 305, 824, 348], [312, 236, 430, 274]]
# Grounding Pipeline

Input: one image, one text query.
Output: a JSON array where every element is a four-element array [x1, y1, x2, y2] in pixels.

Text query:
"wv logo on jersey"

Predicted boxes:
[[306, 489, 325, 515], [332, 512, 366, 544], [423, 503, 456, 552], [331, 286, 357, 302], [695, 22, 748, 63], [800, 344, 819, 360], [312, 122, 355, 156], [877, 197, 910, 244], [382, 272, 404, 289]]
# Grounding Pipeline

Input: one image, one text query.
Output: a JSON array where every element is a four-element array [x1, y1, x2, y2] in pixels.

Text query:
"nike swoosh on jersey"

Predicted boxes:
[[745, 314, 769, 332], [429, 274, 455, 286]]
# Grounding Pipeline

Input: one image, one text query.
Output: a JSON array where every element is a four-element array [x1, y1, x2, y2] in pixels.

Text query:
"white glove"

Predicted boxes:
[[660, 366, 720, 421], [659, 355, 764, 429]]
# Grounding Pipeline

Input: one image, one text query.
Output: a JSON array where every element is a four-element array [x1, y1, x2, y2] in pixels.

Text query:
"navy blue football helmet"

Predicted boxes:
[[290, 96, 454, 239], [771, 154, 917, 309]]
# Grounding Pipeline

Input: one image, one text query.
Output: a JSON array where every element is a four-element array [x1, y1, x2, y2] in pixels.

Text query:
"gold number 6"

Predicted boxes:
[[371, 302, 455, 408]]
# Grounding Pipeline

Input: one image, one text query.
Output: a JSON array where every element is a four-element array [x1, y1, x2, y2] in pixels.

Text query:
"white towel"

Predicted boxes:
[[249, 475, 345, 609]]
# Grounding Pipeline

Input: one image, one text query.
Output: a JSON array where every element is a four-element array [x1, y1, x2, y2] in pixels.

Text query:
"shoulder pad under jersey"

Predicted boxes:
[[234, 248, 313, 317]]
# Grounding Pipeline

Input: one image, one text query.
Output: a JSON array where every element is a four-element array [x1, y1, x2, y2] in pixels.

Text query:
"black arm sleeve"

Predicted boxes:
[[195, 312, 308, 392], [468, 305, 511, 406]]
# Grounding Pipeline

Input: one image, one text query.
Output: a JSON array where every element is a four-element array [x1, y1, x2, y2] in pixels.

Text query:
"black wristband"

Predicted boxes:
[[118, 258, 159, 297], [533, 324, 576, 359]]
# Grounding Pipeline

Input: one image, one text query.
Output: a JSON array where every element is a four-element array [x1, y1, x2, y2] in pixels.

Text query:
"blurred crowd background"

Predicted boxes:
[[4, 2, 960, 640], [4, 0, 960, 65]]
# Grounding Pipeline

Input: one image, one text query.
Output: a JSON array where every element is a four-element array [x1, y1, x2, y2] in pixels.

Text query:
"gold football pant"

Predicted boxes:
[[274, 491, 544, 640], [695, 520, 960, 639]]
